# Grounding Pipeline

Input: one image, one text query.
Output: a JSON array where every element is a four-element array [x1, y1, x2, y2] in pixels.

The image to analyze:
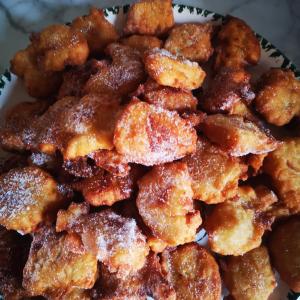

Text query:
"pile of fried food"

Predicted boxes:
[[0, 0, 300, 299]]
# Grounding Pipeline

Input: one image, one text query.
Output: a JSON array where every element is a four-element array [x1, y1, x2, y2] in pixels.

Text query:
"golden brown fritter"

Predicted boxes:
[[202, 114, 279, 156], [124, 0, 174, 36], [201, 68, 255, 113], [144, 48, 206, 90], [72, 8, 119, 54], [0, 166, 62, 234], [95, 253, 176, 300], [120, 34, 163, 54], [10, 45, 62, 98], [264, 138, 300, 213], [214, 16, 260, 70], [183, 138, 248, 204], [164, 23, 214, 62], [134, 78, 198, 112], [223, 246, 276, 300], [136, 162, 202, 247], [113, 98, 197, 166], [31, 24, 89, 72], [205, 185, 277, 256], [268, 217, 300, 292], [56, 203, 149, 278], [23, 226, 98, 298], [255, 68, 300, 126], [162, 243, 221, 300], [84, 43, 146, 97], [0, 100, 48, 152]]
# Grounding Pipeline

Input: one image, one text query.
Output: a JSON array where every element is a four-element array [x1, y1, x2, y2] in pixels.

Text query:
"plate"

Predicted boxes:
[[0, 4, 299, 300]]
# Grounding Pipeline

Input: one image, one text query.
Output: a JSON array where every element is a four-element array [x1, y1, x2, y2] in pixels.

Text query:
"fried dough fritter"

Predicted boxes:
[[264, 138, 300, 213], [84, 43, 146, 97], [56, 203, 149, 278], [0, 166, 62, 234], [124, 0, 174, 36], [255, 68, 300, 126], [201, 68, 255, 113], [121, 34, 163, 54], [162, 243, 221, 300], [183, 138, 248, 204], [144, 48, 206, 90], [134, 78, 198, 112], [202, 114, 279, 156], [214, 16, 260, 71], [164, 23, 214, 62], [205, 185, 277, 256], [23, 226, 98, 298], [32, 24, 89, 72], [268, 217, 300, 292], [95, 253, 176, 300], [223, 246, 276, 300], [113, 98, 197, 166], [136, 162, 202, 247], [10, 45, 62, 98], [72, 8, 119, 54]]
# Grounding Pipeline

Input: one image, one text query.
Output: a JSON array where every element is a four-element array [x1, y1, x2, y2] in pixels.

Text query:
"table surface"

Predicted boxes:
[[0, 0, 299, 73]]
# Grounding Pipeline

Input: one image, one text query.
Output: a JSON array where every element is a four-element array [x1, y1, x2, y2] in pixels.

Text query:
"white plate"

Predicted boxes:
[[0, 4, 299, 300]]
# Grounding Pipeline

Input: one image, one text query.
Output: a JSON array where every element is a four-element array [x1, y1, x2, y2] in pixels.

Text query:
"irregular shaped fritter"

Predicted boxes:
[[124, 0, 174, 36], [72, 168, 136, 206], [72, 8, 119, 54], [164, 23, 214, 62], [223, 246, 276, 300], [113, 99, 197, 166], [136, 162, 202, 247], [31, 24, 89, 72], [23, 226, 98, 298], [201, 68, 255, 113], [135, 78, 198, 112], [0, 100, 48, 152], [255, 68, 300, 126], [10, 45, 62, 98], [183, 138, 247, 204], [205, 185, 277, 255], [90, 149, 131, 177], [121, 34, 163, 54], [144, 48, 206, 89], [264, 138, 300, 213], [0, 166, 62, 234], [202, 114, 278, 156], [32, 94, 123, 160], [84, 43, 146, 97], [214, 16, 260, 70], [268, 217, 300, 292], [56, 203, 149, 278], [95, 253, 176, 300], [162, 243, 221, 300]]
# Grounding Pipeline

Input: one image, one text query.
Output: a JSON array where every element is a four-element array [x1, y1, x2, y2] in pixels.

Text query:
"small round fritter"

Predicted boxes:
[[214, 16, 260, 70], [223, 246, 276, 300], [124, 0, 174, 36], [0, 166, 62, 234], [255, 68, 300, 126], [183, 138, 247, 204], [268, 217, 300, 292], [23, 226, 98, 298], [56, 203, 149, 278], [72, 8, 119, 54], [164, 23, 214, 62], [162, 243, 221, 300], [136, 162, 202, 247], [205, 186, 277, 256], [144, 48, 206, 90], [263, 138, 300, 213]]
